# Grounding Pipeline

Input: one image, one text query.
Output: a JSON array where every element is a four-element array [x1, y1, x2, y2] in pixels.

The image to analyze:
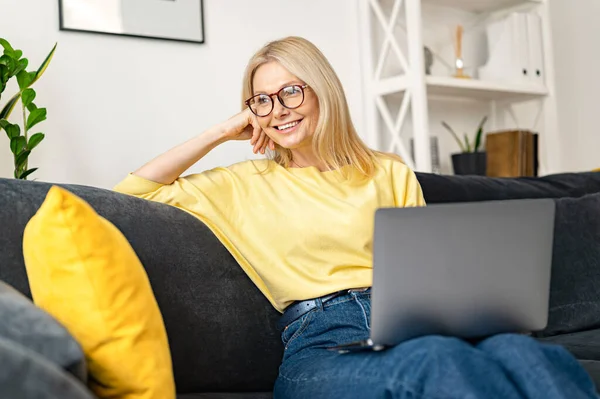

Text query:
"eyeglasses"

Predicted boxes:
[[245, 84, 308, 117]]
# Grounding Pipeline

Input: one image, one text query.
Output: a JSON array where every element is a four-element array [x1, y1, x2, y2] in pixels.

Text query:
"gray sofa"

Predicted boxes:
[[1, 170, 600, 398]]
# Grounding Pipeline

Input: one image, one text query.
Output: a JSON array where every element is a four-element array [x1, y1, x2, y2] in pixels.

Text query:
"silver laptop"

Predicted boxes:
[[330, 198, 556, 353]]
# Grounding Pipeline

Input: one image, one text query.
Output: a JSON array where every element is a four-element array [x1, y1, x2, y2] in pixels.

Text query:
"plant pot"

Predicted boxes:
[[451, 152, 487, 176]]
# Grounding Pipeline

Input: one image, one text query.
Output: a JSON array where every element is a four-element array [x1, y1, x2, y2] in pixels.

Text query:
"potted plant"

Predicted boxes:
[[0, 38, 56, 180], [441, 115, 487, 176]]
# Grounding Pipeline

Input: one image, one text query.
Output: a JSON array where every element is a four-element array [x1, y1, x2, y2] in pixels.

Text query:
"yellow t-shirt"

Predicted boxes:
[[113, 156, 425, 312]]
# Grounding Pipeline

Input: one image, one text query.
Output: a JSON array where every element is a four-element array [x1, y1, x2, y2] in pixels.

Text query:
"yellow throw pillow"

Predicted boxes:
[[22, 186, 175, 399]]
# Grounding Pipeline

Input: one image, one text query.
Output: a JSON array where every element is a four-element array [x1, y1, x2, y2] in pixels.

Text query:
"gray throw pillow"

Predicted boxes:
[[0, 336, 94, 399], [534, 192, 600, 337], [0, 280, 87, 381]]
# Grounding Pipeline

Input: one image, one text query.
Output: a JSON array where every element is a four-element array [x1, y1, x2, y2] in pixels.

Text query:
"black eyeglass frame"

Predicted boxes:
[[245, 84, 309, 117]]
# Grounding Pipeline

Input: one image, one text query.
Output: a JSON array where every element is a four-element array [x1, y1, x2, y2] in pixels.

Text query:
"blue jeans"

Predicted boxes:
[[274, 289, 598, 399]]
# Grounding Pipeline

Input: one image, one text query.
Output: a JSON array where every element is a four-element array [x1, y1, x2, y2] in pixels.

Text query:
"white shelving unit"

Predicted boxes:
[[358, 0, 559, 174]]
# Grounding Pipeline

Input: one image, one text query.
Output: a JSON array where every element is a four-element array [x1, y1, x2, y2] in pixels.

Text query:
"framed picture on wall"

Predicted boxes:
[[58, 0, 205, 44]]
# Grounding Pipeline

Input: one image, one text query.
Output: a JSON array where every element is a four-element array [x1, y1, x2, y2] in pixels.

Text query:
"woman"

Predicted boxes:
[[114, 36, 597, 398]]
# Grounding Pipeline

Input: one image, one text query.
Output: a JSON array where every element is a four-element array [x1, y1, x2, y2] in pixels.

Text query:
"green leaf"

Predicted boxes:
[[0, 38, 16, 59], [28, 132, 44, 150], [32, 43, 57, 85], [0, 63, 8, 80], [16, 70, 35, 90], [10, 136, 26, 155], [473, 115, 488, 153], [27, 102, 37, 112], [0, 65, 7, 91], [26, 107, 46, 130], [13, 58, 28, 76], [0, 92, 20, 119], [22, 88, 35, 107], [0, 55, 15, 77], [0, 38, 15, 55], [13, 50, 22, 60], [5, 123, 20, 139], [1, 120, 11, 139], [15, 149, 30, 169], [0, 54, 11, 66], [0, 58, 12, 92], [463, 133, 472, 153], [18, 167, 38, 180]]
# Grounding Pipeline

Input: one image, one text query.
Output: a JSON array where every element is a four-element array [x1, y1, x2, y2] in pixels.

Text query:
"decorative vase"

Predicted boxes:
[[451, 152, 487, 176]]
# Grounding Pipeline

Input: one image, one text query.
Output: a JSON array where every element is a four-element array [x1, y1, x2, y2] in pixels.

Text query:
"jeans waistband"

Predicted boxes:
[[278, 287, 371, 331]]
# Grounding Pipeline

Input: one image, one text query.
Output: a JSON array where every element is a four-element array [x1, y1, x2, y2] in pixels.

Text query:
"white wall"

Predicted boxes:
[[549, 0, 600, 172], [0, 0, 364, 188], [2, 0, 597, 186]]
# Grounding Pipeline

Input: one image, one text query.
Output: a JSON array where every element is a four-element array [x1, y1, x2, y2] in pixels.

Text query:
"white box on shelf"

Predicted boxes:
[[518, 13, 530, 81], [527, 12, 545, 84], [479, 12, 537, 85]]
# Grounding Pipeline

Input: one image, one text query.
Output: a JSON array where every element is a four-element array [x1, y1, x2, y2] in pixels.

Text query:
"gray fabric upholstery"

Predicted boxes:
[[540, 328, 600, 391], [415, 171, 600, 204], [0, 336, 94, 399], [2, 171, 600, 395], [538, 329, 600, 361], [533, 193, 600, 337], [0, 281, 86, 381], [579, 361, 600, 392], [0, 177, 283, 394]]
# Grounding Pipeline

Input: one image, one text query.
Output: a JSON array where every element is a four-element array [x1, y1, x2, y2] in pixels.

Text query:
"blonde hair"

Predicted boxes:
[[241, 36, 393, 179]]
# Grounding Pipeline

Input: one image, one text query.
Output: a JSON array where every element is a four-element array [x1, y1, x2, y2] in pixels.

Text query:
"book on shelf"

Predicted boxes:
[[485, 130, 538, 177]]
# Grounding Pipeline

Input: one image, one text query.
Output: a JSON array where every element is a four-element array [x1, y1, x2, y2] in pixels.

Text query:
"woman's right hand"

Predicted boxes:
[[219, 108, 275, 154]]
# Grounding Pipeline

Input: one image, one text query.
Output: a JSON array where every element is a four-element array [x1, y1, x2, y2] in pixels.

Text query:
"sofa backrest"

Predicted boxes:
[[416, 171, 600, 203]]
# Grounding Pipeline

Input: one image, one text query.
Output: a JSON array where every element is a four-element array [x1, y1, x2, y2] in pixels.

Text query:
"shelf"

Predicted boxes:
[[421, 0, 541, 14], [426, 76, 548, 101], [374, 75, 548, 102]]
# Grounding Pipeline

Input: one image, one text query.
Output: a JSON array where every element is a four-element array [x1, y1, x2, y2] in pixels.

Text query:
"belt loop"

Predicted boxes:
[[315, 296, 324, 311]]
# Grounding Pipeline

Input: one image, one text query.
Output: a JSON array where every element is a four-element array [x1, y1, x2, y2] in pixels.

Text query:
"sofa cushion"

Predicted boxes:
[[0, 177, 283, 394], [537, 330, 600, 390], [578, 361, 600, 392], [0, 280, 86, 381], [533, 192, 600, 337], [537, 328, 600, 360], [22, 186, 175, 399], [0, 335, 95, 399], [416, 171, 600, 204]]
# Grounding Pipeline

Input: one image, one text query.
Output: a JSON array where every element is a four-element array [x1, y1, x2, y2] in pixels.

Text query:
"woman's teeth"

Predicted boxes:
[[276, 120, 300, 130]]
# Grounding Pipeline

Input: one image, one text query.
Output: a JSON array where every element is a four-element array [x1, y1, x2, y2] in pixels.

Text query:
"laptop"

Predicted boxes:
[[329, 198, 556, 353]]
